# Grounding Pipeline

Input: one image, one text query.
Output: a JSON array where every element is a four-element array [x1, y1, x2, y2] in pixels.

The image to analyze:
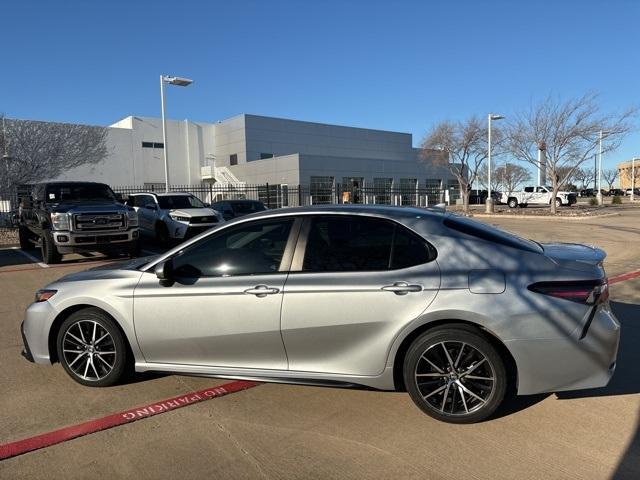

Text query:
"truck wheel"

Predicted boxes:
[[41, 230, 62, 264], [507, 198, 518, 208], [128, 239, 141, 258], [555, 198, 562, 208], [18, 225, 33, 250], [155, 223, 169, 247]]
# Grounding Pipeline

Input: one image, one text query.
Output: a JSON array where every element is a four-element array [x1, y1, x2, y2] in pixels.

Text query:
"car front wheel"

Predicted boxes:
[[507, 198, 518, 208], [56, 308, 129, 387], [404, 326, 507, 424]]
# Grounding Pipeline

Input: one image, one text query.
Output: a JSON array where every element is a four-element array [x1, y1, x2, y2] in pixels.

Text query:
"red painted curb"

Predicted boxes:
[[609, 270, 640, 285], [0, 380, 260, 461]]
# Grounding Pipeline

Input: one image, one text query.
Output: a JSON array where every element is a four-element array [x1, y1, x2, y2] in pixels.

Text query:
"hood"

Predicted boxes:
[[49, 202, 128, 214], [169, 208, 218, 218], [541, 242, 606, 266], [53, 256, 155, 283]]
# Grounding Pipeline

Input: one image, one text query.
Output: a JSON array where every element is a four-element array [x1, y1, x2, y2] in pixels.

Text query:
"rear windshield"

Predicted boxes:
[[231, 201, 266, 214], [158, 195, 205, 209], [45, 183, 116, 202], [443, 215, 542, 254]]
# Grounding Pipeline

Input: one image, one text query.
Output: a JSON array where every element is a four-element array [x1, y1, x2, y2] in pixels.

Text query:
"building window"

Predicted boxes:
[[373, 178, 393, 205], [230, 154, 238, 166], [142, 142, 164, 149], [260, 153, 274, 160], [425, 178, 442, 205], [310, 176, 334, 205]]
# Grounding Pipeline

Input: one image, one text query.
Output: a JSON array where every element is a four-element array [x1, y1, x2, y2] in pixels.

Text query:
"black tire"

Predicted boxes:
[[128, 238, 141, 258], [41, 230, 62, 264], [18, 225, 32, 250], [555, 197, 562, 208], [56, 307, 129, 387], [403, 325, 507, 424], [507, 198, 518, 208], [155, 222, 169, 247], [521, 203, 528, 208]]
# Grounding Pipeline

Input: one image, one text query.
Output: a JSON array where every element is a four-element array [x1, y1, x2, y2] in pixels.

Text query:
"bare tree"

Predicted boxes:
[[573, 167, 596, 190], [497, 163, 531, 192], [602, 168, 619, 191], [476, 162, 502, 193], [506, 93, 635, 213], [0, 117, 108, 188], [420, 116, 502, 212]]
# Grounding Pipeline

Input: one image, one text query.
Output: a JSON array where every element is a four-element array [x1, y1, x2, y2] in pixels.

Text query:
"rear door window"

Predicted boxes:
[[301, 216, 433, 272]]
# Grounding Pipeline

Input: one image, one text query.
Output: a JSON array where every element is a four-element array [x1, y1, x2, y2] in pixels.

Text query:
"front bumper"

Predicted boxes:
[[507, 303, 620, 395], [53, 228, 139, 251], [168, 221, 218, 240], [21, 300, 58, 365]]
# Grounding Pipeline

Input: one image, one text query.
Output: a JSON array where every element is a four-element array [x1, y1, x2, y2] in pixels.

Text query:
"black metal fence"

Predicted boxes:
[[0, 183, 457, 240], [112, 183, 450, 209]]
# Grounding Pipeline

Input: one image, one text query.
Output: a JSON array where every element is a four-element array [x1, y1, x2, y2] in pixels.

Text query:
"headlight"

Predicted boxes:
[[170, 214, 190, 222], [127, 209, 138, 226], [35, 289, 57, 303], [50, 213, 69, 230]]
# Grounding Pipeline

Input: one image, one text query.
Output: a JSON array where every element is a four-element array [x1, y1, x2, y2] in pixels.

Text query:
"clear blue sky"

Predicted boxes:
[[1, 0, 638, 171]]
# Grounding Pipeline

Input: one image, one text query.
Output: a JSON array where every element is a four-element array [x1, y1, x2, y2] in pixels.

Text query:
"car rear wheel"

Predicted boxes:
[[555, 198, 562, 208], [507, 198, 518, 208], [56, 308, 129, 387], [404, 326, 507, 424], [18, 225, 33, 250]]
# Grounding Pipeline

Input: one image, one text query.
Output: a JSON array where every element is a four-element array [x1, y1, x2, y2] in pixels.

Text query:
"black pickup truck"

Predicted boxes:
[[17, 181, 140, 264]]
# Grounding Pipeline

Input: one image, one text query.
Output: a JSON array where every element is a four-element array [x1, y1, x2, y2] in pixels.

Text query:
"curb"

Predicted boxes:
[[472, 212, 622, 221]]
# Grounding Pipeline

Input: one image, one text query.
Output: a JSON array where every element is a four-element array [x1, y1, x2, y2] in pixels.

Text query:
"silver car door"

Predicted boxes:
[[280, 215, 440, 377], [133, 216, 301, 369]]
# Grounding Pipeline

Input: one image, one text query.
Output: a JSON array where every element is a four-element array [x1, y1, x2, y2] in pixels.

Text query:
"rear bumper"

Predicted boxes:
[[507, 304, 620, 395]]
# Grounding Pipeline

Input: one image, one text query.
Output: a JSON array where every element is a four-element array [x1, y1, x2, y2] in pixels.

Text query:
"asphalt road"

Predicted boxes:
[[0, 210, 639, 479]]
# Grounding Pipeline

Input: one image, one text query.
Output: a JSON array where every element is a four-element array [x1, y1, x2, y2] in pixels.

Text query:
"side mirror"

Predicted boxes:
[[145, 203, 158, 210], [115, 193, 125, 203], [204, 203, 211, 208], [154, 259, 174, 287]]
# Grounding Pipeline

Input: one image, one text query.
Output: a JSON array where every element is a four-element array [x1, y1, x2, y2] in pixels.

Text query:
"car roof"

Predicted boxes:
[[130, 192, 193, 197], [217, 199, 263, 204], [236, 204, 445, 220]]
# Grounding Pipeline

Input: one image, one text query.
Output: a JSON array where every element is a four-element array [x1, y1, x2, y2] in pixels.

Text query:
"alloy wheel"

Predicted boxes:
[[61, 320, 117, 382], [414, 341, 496, 416]]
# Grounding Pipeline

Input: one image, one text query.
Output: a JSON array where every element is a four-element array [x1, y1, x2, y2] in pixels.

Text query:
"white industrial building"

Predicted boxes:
[[57, 114, 455, 200]]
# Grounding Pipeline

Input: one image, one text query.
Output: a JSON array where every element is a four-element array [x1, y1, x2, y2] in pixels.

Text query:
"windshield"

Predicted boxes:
[[231, 201, 266, 214], [158, 195, 205, 209], [45, 183, 117, 202]]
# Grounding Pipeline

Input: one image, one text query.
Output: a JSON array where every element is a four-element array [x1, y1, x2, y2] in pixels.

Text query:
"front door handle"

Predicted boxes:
[[382, 282, 423, 295], [244, 285, 280, 297]]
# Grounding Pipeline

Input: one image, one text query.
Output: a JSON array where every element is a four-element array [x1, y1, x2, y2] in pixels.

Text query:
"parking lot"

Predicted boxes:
[[1, 210, 639, 480]]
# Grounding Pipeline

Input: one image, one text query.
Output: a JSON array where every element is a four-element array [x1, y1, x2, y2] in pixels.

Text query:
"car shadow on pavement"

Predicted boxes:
[[556, 301, 639, 399]]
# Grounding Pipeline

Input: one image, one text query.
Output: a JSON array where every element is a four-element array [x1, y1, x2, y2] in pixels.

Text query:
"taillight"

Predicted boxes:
[[528, 279, 608, 305]]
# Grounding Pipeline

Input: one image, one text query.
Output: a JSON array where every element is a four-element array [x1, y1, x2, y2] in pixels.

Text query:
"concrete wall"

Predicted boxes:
[[227, 154, 300, 184]]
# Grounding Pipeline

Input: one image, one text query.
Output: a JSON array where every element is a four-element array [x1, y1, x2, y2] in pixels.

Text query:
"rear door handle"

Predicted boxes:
[[382, 282, 423, 295], [244, 285, 280, 297]]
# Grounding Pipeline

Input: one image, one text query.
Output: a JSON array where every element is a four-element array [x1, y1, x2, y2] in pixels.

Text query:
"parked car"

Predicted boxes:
[[16, 181, 139, 264], [211, 199, 267, 220], [579, 188, 595, 197], [126, 192, 223, 245], [501, 185, 577, 208], [624, 188, 640, 196], [21, 205, 619, 424], [468, 190, 502, 205], [608, 189, 625, 197]]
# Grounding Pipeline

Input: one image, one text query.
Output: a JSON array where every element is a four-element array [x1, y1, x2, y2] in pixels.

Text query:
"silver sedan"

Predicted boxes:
[[21, 205, 620, 423]]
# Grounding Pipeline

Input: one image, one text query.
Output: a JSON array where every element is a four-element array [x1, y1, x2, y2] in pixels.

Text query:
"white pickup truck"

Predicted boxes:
[[501, 185, 577, 208]]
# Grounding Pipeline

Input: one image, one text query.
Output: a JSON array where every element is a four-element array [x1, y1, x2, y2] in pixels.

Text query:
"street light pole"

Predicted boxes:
[[159, 75, 193, 192], [486, 114, 504, 213], [632, 157, 638, 202], [596, 130, 606, 206]]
